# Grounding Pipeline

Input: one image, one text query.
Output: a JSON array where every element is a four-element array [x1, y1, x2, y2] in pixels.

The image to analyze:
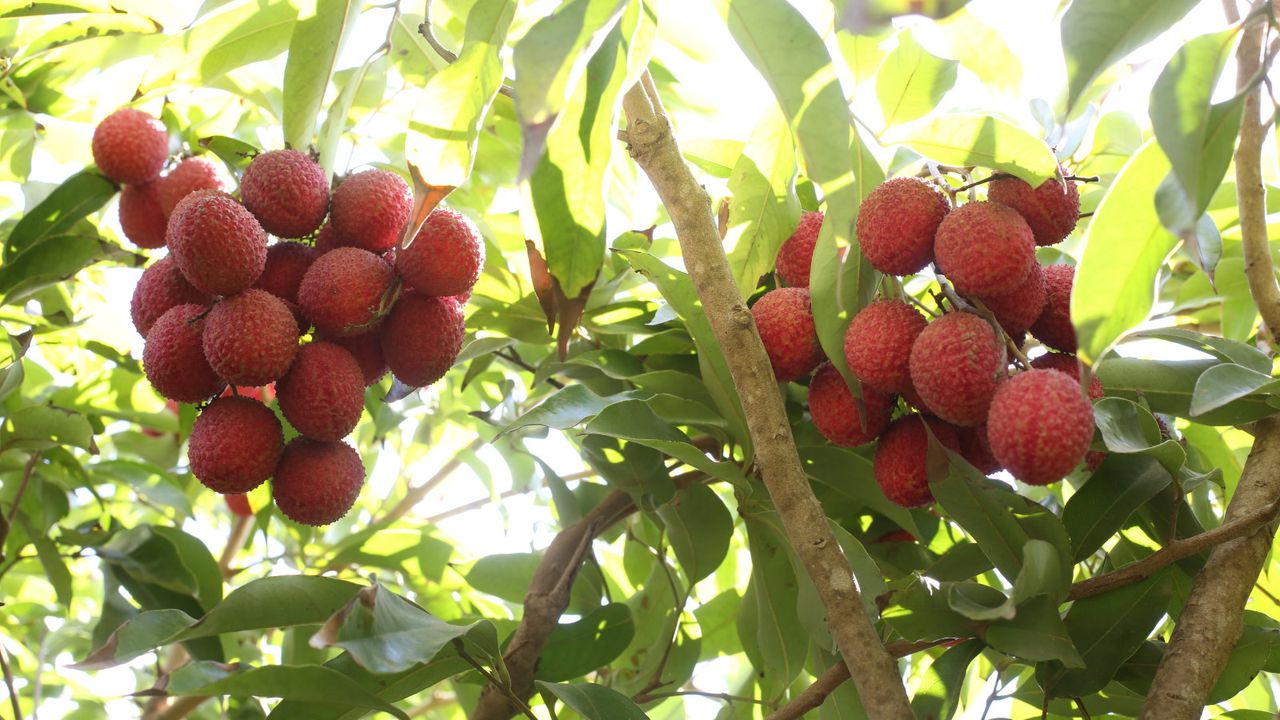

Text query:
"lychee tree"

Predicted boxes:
[[2, 1, 1280, 719]]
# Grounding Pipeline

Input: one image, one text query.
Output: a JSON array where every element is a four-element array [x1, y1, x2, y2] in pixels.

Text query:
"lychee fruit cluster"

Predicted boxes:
[[99, 108, 483, 526], [757, 170, 1100, 509]]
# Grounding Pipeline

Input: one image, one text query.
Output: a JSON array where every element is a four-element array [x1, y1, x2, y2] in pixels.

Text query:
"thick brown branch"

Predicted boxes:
[[1069, 493, 1280, 600], [1140, 414, 1280, 720], [767, 639, 955, 720], [618, 74, 914, 720], [471, 472, 707, 719]]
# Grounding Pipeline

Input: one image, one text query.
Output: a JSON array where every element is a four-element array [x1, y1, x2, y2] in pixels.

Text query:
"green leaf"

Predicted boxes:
[[312, 584, 492, 675], [1011, 539, 1063, 605], [0, 405, 95, 452], [1074, 139, 1178, 364], [0, 110, 36, 181], [724, 107, 799, 298], [946, 582, 1013, 622], [198, 135, 261, 174], [1038, 569, 1175, 696], [501, 385, 631, 435], [880, 113, 1058, 185], [466, 552, 599, 615], [281, 0, 362, 149], [1061, 0, 1200, 114], [1092, 396, 1186, 475], [407, 0, 516, 188], [1063, 454, 1172, 562], [151, 525, 223, 611], [511, 0, 628, 172], [740, 514, 809, 697], [166, 662, 409, 719], [142, 0, 298, 89], [583, 400, 745, 484], [802, 446, 922, 539], [1096, 357, 1278, 425], [536, 603, 635, 682], [0, 234, 128, 306], [876, 29, 957, 128], [531, 0, 653, 297], [5, 170, 115, 258], [266, 653, 470, 720], [1150, 28, 1243, 229], [882, 576, 973, 642], [985, 595, 1084, 666], [1190, 363, 1280, 418], [657, 484, 733, 584], [24, 515, 72, 606], [537, 681, 649, 720], [930, 460, 1030, 580], [912, 639, 983, 720], [1129, 327, 1271, 374], [618, 250, 747, 445], [1208, 624, 1279, 703]]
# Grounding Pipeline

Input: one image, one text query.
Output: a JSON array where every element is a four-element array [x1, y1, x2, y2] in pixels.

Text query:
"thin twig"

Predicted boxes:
[[218, 514, 253, 581], [454, 641, 538, 720], [0, 452, 41, 560], [0, 641, 20, 720], [418, 0, 515, 98], [636, 689, 774, 707], [381, 435, 487, 525], [497, 349, 565, 389]]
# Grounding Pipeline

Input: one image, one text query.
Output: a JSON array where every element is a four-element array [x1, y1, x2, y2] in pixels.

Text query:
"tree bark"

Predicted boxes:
[[619, 74, 914, 720]]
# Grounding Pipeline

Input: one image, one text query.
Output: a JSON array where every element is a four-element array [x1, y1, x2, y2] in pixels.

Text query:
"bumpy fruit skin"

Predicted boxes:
[[807, 362, 894, 446], [131, 256, 213, 336], [312, 222, 349, 255], [298, 247, 397, 336], [976, 263, 1046, 336], [856, 178, 950, 276], [272, 438, 364, 526], [874, 414, 960, 508], [187, 396, 283, 494], [143, 304, 225, 402], [752, 288, 824, 382], [119, 182, 168, 249], [167, 190, 268, 295], [775, 211, 824, 287], [380, 293, 464, 387], [955, 425, 1001, 475], [276, 341, 365, 441], [934, 202, 1035, 297], [844, 299, 927, 393], [987, 369, 1095, 485], [397, 207, 485, 297], [1031, 351, 1104, 469], [1029, 264, 1077, 353], [202, 289, 299, 386], [330, 169, 411, 252], [909, 311, 1006, 427], [254, 242, 314, 305], [240, 149, 330, 238], [92, 108, 168, 184], [327, 332, 388, 386], [988, 176, 1080, 246], [158, 156, 228, 217]]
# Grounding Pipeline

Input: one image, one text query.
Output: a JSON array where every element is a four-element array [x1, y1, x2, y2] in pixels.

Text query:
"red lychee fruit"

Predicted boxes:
[[909, 311, 1006, 427], [1029, 352, 1102, 401], [187, 396, 283, 494], [92, 107, 168, 184], [856, 177, 950, 276], [276, 341, 365, 441], [329, 169, 411, 253], [752, 287, 824, 382], [397, 207, 485, 297], [225, 493, 254, 517], [1029, 264, 1077, 353], [167, 190, 268, 296], [987, 368, 1095, 485], [975, 262, 1046, 336], [158, 156, 229, 218], [131, 256, 213, 336], [872, 529, 917, 544], [142, 304, 225, 402], [380, 293, 464, 388], [955, 424, 1001, 475], [119, 182, 167, 249], [271, 437, 364, 526], [240, 149, 330, 238], [325, 331, 388, 386], [312, 221, 349, 255], [844, 299, 927, 393], [775, 211, 824, 288], [934, 202, 1035, 297], [202, 289, 300, 386], [987, 176, 1081, 246], [297, 247, 398, 337], [873, 414, 960, 508], [254, 242, 314, 305], [807, 362, 894, 446]]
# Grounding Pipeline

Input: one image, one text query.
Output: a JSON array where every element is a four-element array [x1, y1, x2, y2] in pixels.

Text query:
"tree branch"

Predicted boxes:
[[1140, 415, 1280, 720], [218, 514, 253, 581], [0, 452, 41, 561], [0, 640, 20, 720], [617, 73, 914, 720], [418, 0, 515, 98], [381, 435, 486, 525], [471, 471, 707, 719]]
